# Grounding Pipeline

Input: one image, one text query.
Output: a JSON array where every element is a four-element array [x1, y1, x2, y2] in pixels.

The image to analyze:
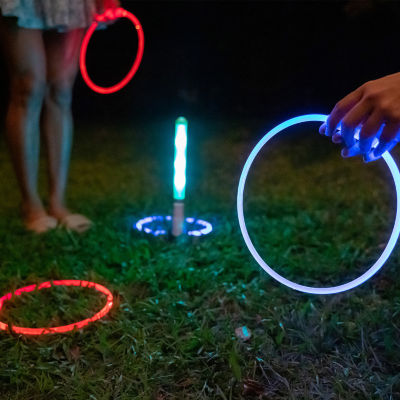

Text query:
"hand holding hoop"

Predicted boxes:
[[237, 114, 400, 295], [95, 0, 121, 14], [321, 73, 400, 162], [80, 7, 144, 94]]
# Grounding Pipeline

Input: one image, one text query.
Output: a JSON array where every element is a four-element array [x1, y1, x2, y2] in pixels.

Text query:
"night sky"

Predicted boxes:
[[1, 0, 400, 125]]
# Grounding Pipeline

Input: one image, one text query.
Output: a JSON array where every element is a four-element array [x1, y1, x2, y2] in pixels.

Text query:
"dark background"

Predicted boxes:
[[1, 0, 400, 126]]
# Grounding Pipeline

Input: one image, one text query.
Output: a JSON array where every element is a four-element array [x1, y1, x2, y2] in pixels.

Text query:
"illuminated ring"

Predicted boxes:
[[135, 215, 213, 237], [80, 7, 144, 94], [0, 280, 113, 335], [237, 114, 400, 295]]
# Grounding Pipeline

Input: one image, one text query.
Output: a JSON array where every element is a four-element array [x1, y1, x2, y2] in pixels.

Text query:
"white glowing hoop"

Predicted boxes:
[[237, 114, 400, 294]]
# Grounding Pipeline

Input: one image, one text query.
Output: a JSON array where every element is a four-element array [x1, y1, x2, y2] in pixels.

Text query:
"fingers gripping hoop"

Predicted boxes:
[[237, 114, 400, 295], [80, 7, 144, 94]]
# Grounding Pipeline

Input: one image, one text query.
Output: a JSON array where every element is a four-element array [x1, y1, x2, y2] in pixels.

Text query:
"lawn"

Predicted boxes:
[[0, 117, 399, 399]]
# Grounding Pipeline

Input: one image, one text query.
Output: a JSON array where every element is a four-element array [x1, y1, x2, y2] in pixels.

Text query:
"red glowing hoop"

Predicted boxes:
[[0, 280, 113, 335], [80, 7, 144, 94]]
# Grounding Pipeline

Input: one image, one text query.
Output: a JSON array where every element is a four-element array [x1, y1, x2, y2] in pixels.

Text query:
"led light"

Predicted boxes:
[[0, 280, 113, 335], [80, 7, 144, 94], [237, 114, 400, 295], [135, 215, 213, 237], [188, 219, 213, 236], [173, 117, 188, 201]]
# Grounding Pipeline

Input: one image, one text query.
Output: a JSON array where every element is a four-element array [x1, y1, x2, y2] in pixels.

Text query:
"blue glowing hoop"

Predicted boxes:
[[135, 215, 212, 237], [237, 114, 400, 295]]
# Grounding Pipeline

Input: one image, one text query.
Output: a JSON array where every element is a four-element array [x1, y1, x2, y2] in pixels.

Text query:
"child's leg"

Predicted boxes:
[[0, 18, 48, 223], [41, 29, 84, 216], [42, 29, 91, 231]]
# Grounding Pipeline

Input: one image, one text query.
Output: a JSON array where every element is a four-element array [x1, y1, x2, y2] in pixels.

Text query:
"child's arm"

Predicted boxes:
[[320, 72, 400, 162]]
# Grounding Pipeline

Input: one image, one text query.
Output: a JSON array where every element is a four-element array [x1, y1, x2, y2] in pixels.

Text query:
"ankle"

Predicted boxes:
[[49, 195, 66, 210], [48, 203, 71, 219], [21, 201, 46, 221]]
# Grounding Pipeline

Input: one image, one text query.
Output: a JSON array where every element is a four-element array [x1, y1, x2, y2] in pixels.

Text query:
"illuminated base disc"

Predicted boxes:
[[135, 215, 213, 237], [0, 280, 113, 335], [237, 114, 400, 295]]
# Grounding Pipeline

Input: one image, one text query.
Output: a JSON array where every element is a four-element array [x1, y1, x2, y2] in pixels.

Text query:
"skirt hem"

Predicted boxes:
[[0, 1, 97, 31]]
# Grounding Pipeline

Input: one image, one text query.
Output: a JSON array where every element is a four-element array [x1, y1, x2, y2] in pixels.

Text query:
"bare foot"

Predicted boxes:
[[22, 204, 57, 234], [49, 205, 92, 233]]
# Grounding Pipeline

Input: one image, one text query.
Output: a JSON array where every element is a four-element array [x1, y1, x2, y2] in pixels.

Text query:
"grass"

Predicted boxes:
[[0, 117, 399, 399]]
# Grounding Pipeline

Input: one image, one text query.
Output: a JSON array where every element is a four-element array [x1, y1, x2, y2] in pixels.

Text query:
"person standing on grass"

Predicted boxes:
[[320, 72, 400, 162], [0, 0, 119, 234]]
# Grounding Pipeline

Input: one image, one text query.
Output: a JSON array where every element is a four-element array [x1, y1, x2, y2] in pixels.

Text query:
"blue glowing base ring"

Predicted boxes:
[[135, 215, 212, 237], [237, 114, 400, 295]]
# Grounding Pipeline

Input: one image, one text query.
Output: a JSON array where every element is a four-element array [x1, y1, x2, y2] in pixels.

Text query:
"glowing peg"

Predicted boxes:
[[173, 117, 188, 201], [172, 117, 188, 237], [237, 114, 400, 295]]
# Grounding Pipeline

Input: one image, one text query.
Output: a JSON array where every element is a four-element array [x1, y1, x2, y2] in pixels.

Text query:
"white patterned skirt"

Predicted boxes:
[[0, 0, 101, 30]]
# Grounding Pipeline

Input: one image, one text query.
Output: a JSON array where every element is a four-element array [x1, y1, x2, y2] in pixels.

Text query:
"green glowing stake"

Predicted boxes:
[[172, 117, 188, 237], [173, 117, 188, 201]]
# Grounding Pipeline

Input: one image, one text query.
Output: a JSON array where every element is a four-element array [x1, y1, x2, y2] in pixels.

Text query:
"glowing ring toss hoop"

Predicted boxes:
[[237, 114, 400, 295], [0, 280, 113, 335], [80, 7, 144, 94]]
